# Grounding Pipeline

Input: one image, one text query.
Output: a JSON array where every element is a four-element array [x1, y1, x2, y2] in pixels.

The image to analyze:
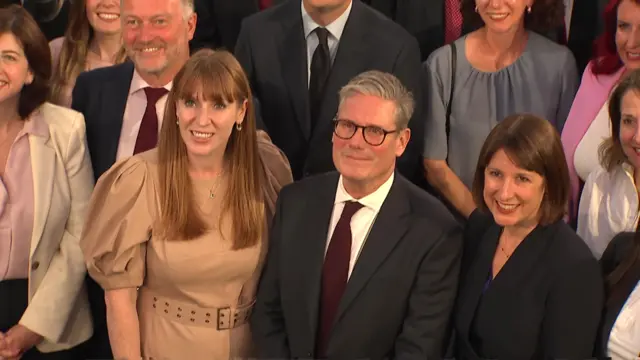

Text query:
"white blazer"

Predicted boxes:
[[18, 102, 94, 352]]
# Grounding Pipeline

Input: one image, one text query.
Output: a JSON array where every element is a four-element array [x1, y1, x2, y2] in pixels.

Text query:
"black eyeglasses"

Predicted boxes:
[[332, 118, 398, 146]]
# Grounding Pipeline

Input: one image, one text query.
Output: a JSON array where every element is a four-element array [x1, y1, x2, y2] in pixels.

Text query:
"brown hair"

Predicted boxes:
[[461, 0, 564, 35], [0, 5, 51, 119], [471, 114, 570, 225], [50, 0, 126, 105], [600, 69, 640, 171], [157, 49, 264, 249]]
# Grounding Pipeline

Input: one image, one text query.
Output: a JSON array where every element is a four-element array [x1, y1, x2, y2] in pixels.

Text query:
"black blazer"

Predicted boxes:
[[251, 172, 463, 359], [72, 62, 135, 180], [191, 0, 260, 53], [234, 0, 425, 184], [596, 232, 640, 358], [453, 210, 604, 360]]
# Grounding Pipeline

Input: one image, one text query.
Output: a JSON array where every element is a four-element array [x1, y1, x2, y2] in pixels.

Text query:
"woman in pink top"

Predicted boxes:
[[49, 0, 125, 107], [562, 0, 640, 224], [0, 6, 94, 360]]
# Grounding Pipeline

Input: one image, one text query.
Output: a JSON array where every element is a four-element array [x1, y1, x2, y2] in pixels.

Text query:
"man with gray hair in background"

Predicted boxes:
[[252, 70, 462, 360], [70, 0, 196, 357]]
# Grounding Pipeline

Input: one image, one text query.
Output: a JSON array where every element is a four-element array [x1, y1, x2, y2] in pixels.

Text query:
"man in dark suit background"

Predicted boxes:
[[251, 70, 462, 359], [190, 0, 267, 52], [235, 0, 425, 186], [71, 0, 196, 356]]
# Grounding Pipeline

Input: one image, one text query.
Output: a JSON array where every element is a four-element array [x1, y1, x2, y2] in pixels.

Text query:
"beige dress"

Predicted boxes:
[[80, 133, 292, 359]]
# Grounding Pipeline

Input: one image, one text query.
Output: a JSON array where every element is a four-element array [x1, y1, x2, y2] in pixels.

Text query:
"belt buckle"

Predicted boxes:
[[216, 306, 232, 330]]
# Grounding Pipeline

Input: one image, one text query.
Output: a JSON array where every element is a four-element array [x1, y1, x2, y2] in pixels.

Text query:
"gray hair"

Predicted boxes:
[[180, 0, 194, 19], [120, 0, 194, 19], [338, 70, 414, 128]]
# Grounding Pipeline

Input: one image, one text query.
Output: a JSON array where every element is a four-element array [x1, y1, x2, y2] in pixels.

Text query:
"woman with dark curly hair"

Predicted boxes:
[[422, 0, 579, 220]]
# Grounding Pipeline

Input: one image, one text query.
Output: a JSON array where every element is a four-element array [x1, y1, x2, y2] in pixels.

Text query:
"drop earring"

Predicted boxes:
[[475, 5, 478, 12], [527, 5, 531, 13]]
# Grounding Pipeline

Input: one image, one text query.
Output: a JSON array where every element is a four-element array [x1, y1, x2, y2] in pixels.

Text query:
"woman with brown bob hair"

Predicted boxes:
[[79, 49, 292, 359], [49, 0, 124, 107], [450, 114, 603, 359], [578, 69, 640, 259], [0, 5, 94, 360]]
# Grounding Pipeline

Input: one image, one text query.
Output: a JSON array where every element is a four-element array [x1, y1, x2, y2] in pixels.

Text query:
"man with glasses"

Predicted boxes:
[[251, 70, 462, 360], [235, 0, 424, 186]]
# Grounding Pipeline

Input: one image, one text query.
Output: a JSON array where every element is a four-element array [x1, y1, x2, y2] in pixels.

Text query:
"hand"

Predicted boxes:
[[0, 324, 43, 359]]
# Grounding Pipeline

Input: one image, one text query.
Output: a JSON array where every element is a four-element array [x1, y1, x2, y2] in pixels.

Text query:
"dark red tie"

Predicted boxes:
[[133, 87, 168, 155], [444, 0, 462, 44], [316, 201, 363, 357], [258, 0, 272, 10]]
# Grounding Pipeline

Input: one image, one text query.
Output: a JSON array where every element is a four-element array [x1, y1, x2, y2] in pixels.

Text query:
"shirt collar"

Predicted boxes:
[[129, 68, 173, 95], [21, 106, 50, 139], [301, 0, 352, 41], [334, 172, 395, 212]]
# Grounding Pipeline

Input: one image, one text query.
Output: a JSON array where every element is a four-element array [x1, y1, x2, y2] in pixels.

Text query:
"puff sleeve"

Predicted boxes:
[[256, 130, 293, 217], [80, 156, 156, 290]]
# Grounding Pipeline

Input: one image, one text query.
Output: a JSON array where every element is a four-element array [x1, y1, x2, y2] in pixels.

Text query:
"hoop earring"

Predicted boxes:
[[236, 123, 243, 131]]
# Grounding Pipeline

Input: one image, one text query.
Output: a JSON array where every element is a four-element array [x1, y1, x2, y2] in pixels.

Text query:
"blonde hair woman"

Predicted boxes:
[[80, 49, 292, 359]]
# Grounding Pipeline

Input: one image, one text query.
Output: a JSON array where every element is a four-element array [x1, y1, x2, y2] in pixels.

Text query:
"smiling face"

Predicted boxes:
[[121, 0, 195, 77], [332, 93, 409, 194], [0, 32, 33, 106], [483, 149, 545, 228], [86, 0, 120, 35], [476, 0, 531, 33], [619, 89, 640, 169], [616, 0, 640, 70], [176, 89, 247, 160]]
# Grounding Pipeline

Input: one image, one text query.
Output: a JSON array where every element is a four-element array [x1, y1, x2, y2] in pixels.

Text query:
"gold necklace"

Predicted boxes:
[[208, 171, 224, 199], [500, 245, 512, 259]]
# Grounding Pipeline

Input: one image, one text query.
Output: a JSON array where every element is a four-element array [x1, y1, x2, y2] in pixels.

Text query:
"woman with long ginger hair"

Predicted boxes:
[[79, 49, 293, 359], [49, 0, 125, 107]]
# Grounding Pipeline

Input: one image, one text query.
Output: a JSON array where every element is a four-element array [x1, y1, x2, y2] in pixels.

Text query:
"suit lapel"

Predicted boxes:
[[99, 62, 134, 175], [310, 1, 370, 143], [300, 174, 340, 339], [333, 176, 410, 324], [29, 123, 54, 257], [457, 224, 499, 337], [278, 1, 311, 139]]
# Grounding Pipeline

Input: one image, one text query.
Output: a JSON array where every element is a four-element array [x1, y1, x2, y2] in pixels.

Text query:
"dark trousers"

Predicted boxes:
[[0, 279, 83, 360]]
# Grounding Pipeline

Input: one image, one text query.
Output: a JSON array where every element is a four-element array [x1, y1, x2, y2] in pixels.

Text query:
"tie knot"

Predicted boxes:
[[341, 201, 363, 221], [144, 87, 168, 105], [314, 27, 329, 46]]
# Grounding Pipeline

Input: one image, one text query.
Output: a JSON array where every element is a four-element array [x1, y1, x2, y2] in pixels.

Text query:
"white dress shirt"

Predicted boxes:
[[116, 69, 172, 161], [574, 101, 610, 181], [577, 164, 639, 259], [326, 173, 394, 278], [608, 280, 640, 360], [301, 0, 352, 86]]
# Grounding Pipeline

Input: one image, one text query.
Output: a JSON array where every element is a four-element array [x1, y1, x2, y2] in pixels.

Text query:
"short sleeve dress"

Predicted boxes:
[[79, 132, 293, 360], [423, 31, 579, 188]]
